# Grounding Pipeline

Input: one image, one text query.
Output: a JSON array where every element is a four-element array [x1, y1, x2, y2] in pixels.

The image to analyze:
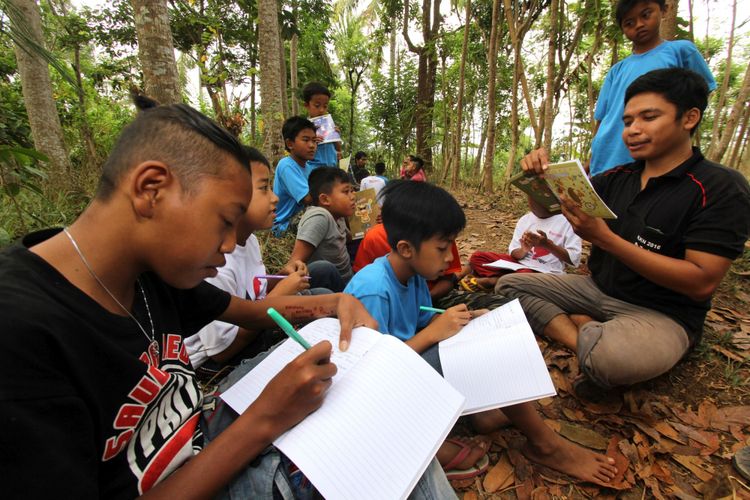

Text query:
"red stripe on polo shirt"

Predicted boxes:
[[686, 173, 707, 207]]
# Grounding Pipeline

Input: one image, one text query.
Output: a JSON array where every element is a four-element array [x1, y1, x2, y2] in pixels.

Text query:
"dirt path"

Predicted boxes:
[[448, 187, 750, 498]]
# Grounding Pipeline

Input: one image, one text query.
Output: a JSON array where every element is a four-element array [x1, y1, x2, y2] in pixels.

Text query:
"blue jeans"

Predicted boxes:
[[201, 346, 457, 499], [307, 260, 346, 293]]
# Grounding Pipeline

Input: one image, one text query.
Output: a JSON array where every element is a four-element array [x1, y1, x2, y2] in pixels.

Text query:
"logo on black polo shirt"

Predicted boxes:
[[102, 334, 202, 494]]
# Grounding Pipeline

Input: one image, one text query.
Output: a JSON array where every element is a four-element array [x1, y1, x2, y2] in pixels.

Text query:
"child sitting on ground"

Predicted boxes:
[[186, 147, 343, 369], [0, 95, 390, 498], [288, 167, 356, 291], [345, 180, 617, 484], [272, 116, 318, 235], [302, 82, 342, 170], [460, 195, 582, 292]]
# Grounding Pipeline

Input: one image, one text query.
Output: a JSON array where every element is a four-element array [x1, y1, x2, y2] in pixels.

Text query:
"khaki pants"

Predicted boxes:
[[497, 273, 690, 388]]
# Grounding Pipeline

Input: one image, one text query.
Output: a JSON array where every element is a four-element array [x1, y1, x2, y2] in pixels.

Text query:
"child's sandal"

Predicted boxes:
[[459, 275, 491, 293]]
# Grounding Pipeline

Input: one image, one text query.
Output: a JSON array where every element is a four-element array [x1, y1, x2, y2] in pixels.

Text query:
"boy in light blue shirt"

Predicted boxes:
[[272, 116, 317, 235], [345, 181, 619, 485], [589, 0, 715, 175], [302, 82, 341, 170]]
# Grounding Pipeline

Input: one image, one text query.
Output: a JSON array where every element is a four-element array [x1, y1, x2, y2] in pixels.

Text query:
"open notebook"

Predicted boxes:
[[221, 318, 465, 500], [439, 299, 556, 414]]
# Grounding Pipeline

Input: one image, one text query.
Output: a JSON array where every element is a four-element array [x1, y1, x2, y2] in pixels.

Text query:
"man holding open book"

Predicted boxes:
[[498, 68, 750, 398]]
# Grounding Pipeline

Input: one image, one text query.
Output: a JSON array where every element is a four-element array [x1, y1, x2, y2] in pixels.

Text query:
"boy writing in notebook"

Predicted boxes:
[[272, 116, 318, 235], [0, 95, 415, 498], [185, 147, 344, 369], [288, 167, 357, 291], [345, 181, 618, 484], [589, 0, 715, 175]]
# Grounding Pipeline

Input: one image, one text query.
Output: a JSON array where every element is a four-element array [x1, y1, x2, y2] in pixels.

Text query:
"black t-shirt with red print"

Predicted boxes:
[[0, 229, 230, 499]]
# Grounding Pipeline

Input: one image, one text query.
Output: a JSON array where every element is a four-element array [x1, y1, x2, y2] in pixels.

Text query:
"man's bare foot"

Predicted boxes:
[[522, 433, 617, 484], [470, 409, 511, 434], [569, 314, 594, 329], [436, 437, 488, 470]]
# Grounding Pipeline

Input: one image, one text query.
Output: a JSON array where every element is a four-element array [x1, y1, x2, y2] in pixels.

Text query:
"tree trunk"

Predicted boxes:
[[473, 115, 487, 179], [258, 0, 286, 164], [541, 0, 559, 151], [708, 63, 750, 163], [290, 0, 299, 116], [403, 0, 441, 170], [708, 0, 736, 151], [687, 0, 694, 41], [9, 0, 71, 182], [250, 22, 258, 142], [131, 0, 181, 104], [504, 38, 521, 186], [450, 0, 471, 189], [728, 102, 749, 169], [660, 0, 679, 40], [481, 0, 501, 194]]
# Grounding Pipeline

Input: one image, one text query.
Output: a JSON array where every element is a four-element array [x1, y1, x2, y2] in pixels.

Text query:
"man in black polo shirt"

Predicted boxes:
[[498, 68, 750, 394]]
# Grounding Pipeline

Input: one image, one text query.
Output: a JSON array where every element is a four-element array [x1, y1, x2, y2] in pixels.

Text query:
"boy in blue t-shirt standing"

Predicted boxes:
[[272, 116, 318, 235], [302, 82, 341, 170], [345, 181, 618, 485], [589, 0, 715, 175]]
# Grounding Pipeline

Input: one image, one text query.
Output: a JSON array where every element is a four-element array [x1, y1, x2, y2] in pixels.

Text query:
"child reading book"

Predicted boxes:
[[345, 180, 618, 484], [0, 94, 383, 498], [302, 82, 342, 170], [289, 167, 357, 290], [460, 194, 582, 292], [272, 116, 318, 235]]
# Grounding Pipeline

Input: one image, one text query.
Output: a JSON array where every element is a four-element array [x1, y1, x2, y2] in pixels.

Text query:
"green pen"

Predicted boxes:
[[419, 306, 445, 314], [267, 307, 312, 350]]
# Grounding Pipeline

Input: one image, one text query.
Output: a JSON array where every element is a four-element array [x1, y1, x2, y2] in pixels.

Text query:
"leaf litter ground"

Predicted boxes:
[[449, 187, 750, 499]]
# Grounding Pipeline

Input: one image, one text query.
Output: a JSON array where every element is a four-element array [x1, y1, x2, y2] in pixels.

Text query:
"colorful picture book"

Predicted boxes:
[[348, 188, 380, 240], [310, 114, 341, 144], [510, 159, 617, 219]]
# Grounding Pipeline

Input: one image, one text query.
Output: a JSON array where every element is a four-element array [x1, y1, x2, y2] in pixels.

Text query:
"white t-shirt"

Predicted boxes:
[[359, 175, 386, 205], [185, 234, 269, 368], [509, 213, 582, 274]]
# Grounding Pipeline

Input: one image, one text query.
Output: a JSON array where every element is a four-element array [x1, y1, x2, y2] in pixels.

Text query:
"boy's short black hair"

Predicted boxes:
[[243, 145, 270, 169], [282, 116, 316, 150], [354, 151, 367, 161], [374, 162, 386, 175], [381, 180, 465, 250], [302, 82, 331, 103], [624, 68, 708, 135], [96, 93, 249, 199], [308, 167, 351, 206], [409, 155, 424, 170], [615, 0, 665, 26]]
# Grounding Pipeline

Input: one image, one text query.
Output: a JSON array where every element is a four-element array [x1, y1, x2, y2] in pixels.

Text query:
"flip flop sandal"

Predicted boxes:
[[459, 275, 491, 293], [444, 454, 490, 481], [441, 438, 490, 481]]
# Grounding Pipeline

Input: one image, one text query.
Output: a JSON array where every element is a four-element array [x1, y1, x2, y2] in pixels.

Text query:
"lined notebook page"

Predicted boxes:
[[221, 318, 382, 410], [221, 319, 465, 500], [439, 299, 555, 414]]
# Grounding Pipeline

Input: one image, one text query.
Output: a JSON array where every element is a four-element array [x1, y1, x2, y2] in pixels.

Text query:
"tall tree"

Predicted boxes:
[[480, 0, 500, 193], [334, 14, 369, 151], [708, 0, 736, 150], [449, 0, 471, 189], [258, 0, 285, 164], [131, 0, 181, 104], [708, 63, 750, 163], [660, 0, 679, 40], [403, 0, 442, 170], [8, 0, 71, 181]]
